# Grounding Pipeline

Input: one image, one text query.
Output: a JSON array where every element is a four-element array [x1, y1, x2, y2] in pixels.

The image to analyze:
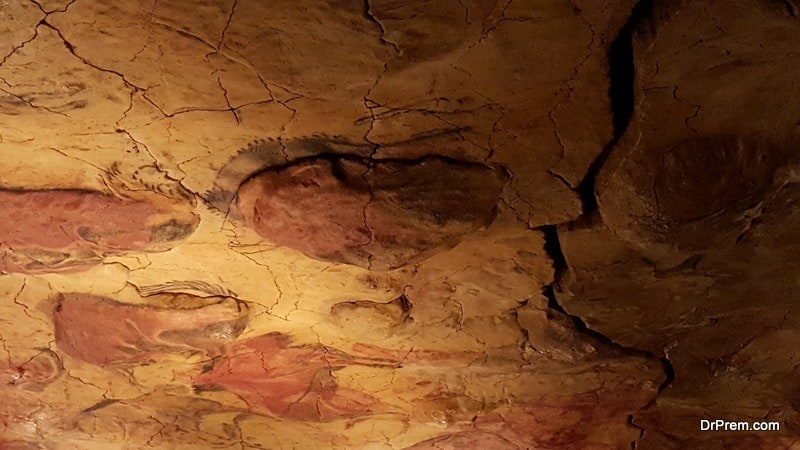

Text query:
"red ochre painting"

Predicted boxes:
[[0, 189, 198, 273], [3, 0, 799, 448], [38, 291, 660, 448]]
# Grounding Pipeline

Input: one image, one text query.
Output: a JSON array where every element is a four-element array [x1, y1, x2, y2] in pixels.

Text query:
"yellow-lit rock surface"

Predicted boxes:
[[0, 0, 797, 449]]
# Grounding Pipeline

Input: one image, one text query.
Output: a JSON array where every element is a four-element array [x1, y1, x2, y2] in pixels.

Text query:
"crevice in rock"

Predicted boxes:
[[541, 225, 568, 282], [234, 250, 285, 318], [39, 18, 271, 122], [363, 0, 400, 53], [217, 76, 241, 124], [540, 226, 654, 359], [0, 81, 69, 116], [608, 1, 651, 139], [628, 414, 645, 449], [0, 21, 42, 68], [782, 0, 799, 17], [30, 0, 77, 15], [38, 20, 169, 118], [540, 224, 675, 438], [218, 0, 238, 50], [114, 128, 187, 192], [576, 0, 653, 215], [397, 293, 412, 316], [362, 0, 400, 164], [511, 300, 530, 356], [359, 160, 376, 271], [658, 355, 675, 392]]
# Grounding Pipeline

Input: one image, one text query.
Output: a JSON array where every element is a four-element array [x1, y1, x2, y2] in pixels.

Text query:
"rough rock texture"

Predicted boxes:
[[556, 1, 800, 449], [0, 0, 797, 448]]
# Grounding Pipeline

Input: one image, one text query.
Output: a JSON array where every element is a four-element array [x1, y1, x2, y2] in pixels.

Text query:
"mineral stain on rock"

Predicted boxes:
[[236, 156, 508, 270], [0, 189, 199, 273]]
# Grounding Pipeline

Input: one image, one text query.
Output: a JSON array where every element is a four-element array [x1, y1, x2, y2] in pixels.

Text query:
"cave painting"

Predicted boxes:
[[32, 280, 660, 449], [193, 332, 399, 422], [52, 293, 248, 366], [4, 0, 799, 447], [0, 189, 198, 273], [236, 155, 507, 270], [190, 331, 658, 449]]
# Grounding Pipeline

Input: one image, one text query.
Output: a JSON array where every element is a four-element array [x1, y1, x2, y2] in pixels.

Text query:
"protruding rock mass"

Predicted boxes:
[[0, 0, 797, 448]]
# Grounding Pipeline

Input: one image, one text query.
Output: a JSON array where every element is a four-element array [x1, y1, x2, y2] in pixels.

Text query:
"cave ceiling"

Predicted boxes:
[[1, 0, 799, 449]]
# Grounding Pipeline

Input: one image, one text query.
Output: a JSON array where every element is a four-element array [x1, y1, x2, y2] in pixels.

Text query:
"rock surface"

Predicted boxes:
[[556, 1, 800, 449], [0, 0, 797, 448]]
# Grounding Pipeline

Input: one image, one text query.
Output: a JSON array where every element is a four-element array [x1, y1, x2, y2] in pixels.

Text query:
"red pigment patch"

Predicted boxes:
[[53, 294, 247, 366], [194, 333, 397, 422], [0, 190, 198, 273], [236, 157, 506, 270]]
